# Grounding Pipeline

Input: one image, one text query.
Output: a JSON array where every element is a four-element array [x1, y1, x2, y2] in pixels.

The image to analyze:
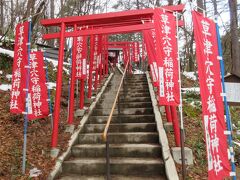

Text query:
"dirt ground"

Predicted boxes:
[[0, 88, 76, 179]]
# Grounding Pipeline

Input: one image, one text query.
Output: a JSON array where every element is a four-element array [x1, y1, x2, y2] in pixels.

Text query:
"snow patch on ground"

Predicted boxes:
[[183, 71, 197, 81], [133, 69, 144, 74], [0, 82, 56, 91], [44, 57, 70, 74], [0, 47, 14, 57], [44, 58, 70, 67], [182, 87, 200, 94], [0, 35, 14, 42], [0, 84, 11, 91], [47, 82, 56, 90], [6, 74, 12, 80]]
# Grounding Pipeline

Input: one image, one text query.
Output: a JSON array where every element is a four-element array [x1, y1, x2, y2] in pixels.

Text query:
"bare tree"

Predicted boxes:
[[197, 0, 204, 13], [136, 0, 140, 9], [228, 0, 240, 77], [155, 0, 160, 7], [0, 0, 4, 34], [50, 0, 54, 19], [168, 0, 174, 5], [212, 0, 218, 16]]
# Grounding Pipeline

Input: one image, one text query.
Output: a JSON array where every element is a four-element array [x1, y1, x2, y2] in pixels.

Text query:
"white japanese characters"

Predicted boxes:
[[201, 19, 223, 175], [29, 53, 43, 117], [160, 13, 174, 102], [76, 36, 84, 78], [10, 23, 27, 111]]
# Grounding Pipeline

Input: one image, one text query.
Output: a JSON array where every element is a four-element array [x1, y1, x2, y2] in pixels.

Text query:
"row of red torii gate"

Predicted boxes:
[[10, 3, 236, 179]]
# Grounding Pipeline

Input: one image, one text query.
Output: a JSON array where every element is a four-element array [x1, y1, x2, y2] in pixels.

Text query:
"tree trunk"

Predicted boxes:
[[10, 0, 14, 29], [49, 0, 55, 46], [186, 0, 205, 71], [197, 0, 204, 13], [168, 0, 174, 5], [61, 0, 64, 17], [155, 0, 160, 7], [213, 0, 218, 16], [0, 0, 4, 34], [50, 0, 54, 19], [23, 0, 36, 20], [136, 0, 140, 9], [229, 0, 240, 77]]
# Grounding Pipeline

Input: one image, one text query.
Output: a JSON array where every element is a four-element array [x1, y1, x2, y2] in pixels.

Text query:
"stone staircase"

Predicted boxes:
[[59, 72, 167, 179]]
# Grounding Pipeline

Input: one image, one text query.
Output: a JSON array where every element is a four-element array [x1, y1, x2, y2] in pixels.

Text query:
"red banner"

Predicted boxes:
[[93, 35, 99, 71], [143, 29, 158, 87], [97, 35, 103, 69], [27, 51, 49, 120], [133, 42, 139, 62], [154, 9, 180, 105], [10, 22, 29, 114], [141, 40, 146, 62], [75, 36, 87, 79], [192, 11, 230, 179]]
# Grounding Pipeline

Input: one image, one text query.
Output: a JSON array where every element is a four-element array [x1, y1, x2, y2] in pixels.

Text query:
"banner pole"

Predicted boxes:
[[175, 12, 186, 179], [68, 25, 77, 125], [88, 35, 94, 98], [43, 49, 53, 129], [215, 23, 236, 180], [22, 17, 32, 175]]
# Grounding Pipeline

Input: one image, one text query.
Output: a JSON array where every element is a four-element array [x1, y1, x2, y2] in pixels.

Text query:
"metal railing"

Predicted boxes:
[[102, 60, 130, 180]]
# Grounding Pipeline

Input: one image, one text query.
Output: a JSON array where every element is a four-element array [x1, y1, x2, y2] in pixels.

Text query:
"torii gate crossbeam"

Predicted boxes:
[[40, 5, 185, 149]]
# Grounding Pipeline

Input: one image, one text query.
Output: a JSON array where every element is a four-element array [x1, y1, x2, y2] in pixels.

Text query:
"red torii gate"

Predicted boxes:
[[40, 5, 185, 150], [108, 42, 132, 67]]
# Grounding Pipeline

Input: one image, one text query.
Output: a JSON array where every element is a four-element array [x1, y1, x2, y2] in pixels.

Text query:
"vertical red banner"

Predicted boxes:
[[75, 36, 87, 79], [97, 35, 103, 69], [93, 35, 99, 71], [141, 40, 146, 63], [154, 9, 180, 106], [28, 51, 49, 120], [10, 22, 29, 114], [192, 11, 230, 179], [143, 29, 158, 87], [133, 42, 139, 62]]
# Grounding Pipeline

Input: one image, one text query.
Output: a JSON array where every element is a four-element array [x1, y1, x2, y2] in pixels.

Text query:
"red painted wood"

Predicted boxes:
[[51, 22, 66, 148]]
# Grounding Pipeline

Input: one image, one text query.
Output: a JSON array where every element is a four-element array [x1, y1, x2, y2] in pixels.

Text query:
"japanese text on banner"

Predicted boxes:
[[28, 51, 49, 120], [76, 36, 87, 79], [10, 22, 29, 114], [153, 9, 180, 105], [143, 29, 158, 87], [192, 11, 231, 179]]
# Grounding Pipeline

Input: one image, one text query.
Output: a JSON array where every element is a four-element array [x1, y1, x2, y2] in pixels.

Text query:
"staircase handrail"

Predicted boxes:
[[102, 60, 130, 142]]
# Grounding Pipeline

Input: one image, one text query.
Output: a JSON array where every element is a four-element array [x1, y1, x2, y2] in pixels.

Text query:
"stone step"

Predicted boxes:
[[126, 83, 148, 88], [96, 101, 152, 109], [92, 108, 153, 116], [100, 95, 151, 101], [101, 91, 150, 98], [127, 74, 146, 78], [87, 114, 155, 124], [59, 174, 166, 180], [100, 97, 151, 103], [62, 157, 165, 176], [78, 132, 159, 144], [112, 89, 150, 93], [71, 143, 161, 158], [82, 123, 157, 133], [125, 80, 148, 84]]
